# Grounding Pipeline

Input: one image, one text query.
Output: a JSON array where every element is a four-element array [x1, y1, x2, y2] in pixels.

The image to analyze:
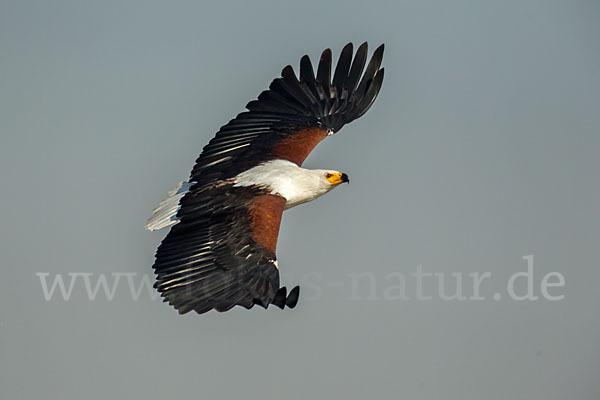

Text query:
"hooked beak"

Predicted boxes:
[[326, 172, 350, 185]]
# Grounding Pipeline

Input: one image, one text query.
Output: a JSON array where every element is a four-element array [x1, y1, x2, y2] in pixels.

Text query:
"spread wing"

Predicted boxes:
[[153, 184, 287, 314], [151, 43, 385, 314], [189, 42, 385, 186]]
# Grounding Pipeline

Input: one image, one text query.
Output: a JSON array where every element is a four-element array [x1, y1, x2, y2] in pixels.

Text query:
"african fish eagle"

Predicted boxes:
[[146, 42, 385, 314]]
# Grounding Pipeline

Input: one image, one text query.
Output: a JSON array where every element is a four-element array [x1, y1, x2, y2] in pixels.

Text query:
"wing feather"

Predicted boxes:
[[188, 42, 385, 185], [152, 184, 285, 314], [332, 43, 353, 93]]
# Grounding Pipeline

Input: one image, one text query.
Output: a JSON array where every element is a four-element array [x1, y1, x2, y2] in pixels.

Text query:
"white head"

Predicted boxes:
[[281, 168, 349, 209], [312, 169, 350, 190], [298, 168, 350, 199], [232, 159, 350, 210]]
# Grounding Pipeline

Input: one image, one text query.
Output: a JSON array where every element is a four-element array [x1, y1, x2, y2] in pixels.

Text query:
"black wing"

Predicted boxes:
[[189, 42, 385, 186], [153, 184, 291, 314]]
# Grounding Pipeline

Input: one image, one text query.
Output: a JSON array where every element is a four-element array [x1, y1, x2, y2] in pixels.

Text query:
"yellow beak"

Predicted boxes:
[[326, 172, 350, 185]]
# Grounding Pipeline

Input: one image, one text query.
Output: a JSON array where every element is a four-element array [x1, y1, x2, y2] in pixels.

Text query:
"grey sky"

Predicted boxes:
[[1, 1, 599, 399]]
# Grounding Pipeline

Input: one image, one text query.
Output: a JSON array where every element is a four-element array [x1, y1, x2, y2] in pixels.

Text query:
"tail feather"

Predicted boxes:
[[145, 181, 192, 231]]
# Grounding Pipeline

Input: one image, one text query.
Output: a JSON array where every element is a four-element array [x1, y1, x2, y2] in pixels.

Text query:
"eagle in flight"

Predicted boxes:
[[146, 42, 385, 314]]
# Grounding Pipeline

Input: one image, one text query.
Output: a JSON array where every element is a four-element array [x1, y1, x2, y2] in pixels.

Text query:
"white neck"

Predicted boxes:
[[233, 160, 336, 209]]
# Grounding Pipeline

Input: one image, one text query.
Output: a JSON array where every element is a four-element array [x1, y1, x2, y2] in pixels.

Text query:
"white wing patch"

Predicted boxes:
[[145, 181, 192, 231]]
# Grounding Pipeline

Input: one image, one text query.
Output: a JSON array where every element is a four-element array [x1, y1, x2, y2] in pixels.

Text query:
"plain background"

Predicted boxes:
[[1, 0, 599, 399]]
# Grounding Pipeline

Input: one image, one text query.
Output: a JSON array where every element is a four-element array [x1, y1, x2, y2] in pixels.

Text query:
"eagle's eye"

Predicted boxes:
[[325, 173, 333, 179]]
